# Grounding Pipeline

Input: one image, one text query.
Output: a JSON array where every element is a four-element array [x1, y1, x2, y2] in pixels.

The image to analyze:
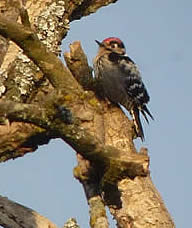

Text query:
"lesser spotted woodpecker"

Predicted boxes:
[[93, 37, 153, 141]]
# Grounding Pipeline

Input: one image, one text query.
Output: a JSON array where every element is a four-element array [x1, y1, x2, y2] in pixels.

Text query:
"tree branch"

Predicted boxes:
[[0, 4, 175, 227], [64, 41, 93, 89], [74, 154, 109, 228], [0, 15, 148, 177], [0, 98, 149, 177], [63, 42, 175, 228], [0, 14, 78, 90], [69, 0, 118, 21], [0, 195, 58, 228]]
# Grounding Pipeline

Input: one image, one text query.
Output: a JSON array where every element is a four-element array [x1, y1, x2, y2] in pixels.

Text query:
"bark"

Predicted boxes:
[[0, 196, 58, 228], [0, 0, 175, 228]]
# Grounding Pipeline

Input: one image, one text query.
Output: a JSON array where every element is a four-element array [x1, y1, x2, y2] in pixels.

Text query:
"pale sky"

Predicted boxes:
[[0, 1, 191, 227]]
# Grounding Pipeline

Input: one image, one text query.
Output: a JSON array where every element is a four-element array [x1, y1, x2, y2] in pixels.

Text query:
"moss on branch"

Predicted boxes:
[[0, 3, 175, 227], [0, 96, 149, 179]]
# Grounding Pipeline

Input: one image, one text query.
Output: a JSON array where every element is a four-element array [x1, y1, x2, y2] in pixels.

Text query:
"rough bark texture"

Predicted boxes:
[[0, 196, 58, 228], [0, 0, 175, 228], [65, 42, 174, 228]]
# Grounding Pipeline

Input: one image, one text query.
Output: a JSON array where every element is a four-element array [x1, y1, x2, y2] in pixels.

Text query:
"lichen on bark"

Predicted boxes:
[[0, 1, 175, 228]]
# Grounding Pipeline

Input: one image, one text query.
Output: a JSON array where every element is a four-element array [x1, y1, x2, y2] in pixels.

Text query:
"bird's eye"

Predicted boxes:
[[111, 43, 119, 49]]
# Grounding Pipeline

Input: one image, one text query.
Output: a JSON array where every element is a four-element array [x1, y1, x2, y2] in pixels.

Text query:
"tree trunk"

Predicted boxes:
[[0, 0, 175, 227]]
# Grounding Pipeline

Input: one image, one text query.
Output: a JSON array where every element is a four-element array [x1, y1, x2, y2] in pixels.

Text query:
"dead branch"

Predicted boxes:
[[0, 195, 58, 228], [0, 2, 175, 228]]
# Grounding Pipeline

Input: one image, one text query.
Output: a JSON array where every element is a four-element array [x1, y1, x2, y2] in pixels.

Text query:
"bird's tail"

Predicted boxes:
[[131, 108, 144, 141], [141, 105, 154, 123]]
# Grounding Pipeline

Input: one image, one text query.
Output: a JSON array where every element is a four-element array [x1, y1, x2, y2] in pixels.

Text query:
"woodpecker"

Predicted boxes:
[[93, 37, 153, 141]]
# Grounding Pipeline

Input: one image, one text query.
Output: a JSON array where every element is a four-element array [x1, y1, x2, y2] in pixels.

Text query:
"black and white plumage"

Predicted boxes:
[[93, 37, 153, 141]]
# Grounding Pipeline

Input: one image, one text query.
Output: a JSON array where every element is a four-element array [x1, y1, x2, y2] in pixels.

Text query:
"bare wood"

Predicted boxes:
[[74, 154, 109, 228], [0, 195, 58, 228], [0, 1, 175, 228], [0, 0, 73, 159], [65, 42, 175, 228], [0, 0, 118, 159], [0, 16, 149, 180], [0, 98, 148, 180]]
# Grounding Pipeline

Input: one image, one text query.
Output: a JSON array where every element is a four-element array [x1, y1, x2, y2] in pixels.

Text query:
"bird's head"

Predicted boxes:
[[95, 37, 126, 55]]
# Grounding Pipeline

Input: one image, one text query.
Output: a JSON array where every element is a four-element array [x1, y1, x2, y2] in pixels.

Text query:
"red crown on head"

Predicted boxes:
[[102, 37, 123, 45]]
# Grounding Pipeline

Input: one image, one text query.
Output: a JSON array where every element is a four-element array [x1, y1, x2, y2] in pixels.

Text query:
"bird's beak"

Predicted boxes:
[[95, 40, 103, 47]]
